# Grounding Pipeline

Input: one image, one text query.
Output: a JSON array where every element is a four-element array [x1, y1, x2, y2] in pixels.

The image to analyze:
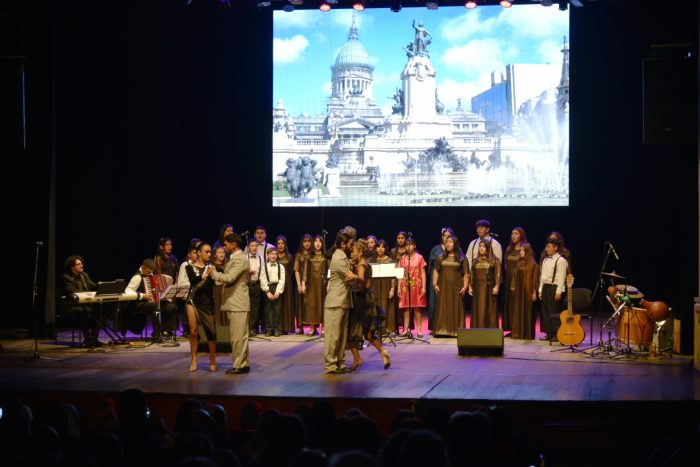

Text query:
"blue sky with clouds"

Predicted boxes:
[[273, 5, 569, 116]]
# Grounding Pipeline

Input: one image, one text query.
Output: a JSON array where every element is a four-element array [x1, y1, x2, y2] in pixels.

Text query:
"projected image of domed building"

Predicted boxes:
[[272, 9, 569, 207]]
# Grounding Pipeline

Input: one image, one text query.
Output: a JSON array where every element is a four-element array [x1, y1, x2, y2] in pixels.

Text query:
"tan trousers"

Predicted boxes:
[[323, 306, 349, 373], [227, 310, 249, 369]]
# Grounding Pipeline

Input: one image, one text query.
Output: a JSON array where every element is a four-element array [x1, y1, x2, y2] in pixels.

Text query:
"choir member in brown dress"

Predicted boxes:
[[294, 234, 312, 335], [428, 227, 454, 334], [347, 239, 391, 371], [469, 239, 502, 328], [504, 228, 539, 340], [390, 231, 408, 260], [365, 235, 378, 261], [371, 239, 397, 334], [432, 236, 468, 337], [303, 235, 326, 336], [275, 235, 296, 334], [154, 237, 178, 279]]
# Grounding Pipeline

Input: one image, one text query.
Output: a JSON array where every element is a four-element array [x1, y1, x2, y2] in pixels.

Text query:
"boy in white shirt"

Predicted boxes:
[[260, 246, 286, 337]]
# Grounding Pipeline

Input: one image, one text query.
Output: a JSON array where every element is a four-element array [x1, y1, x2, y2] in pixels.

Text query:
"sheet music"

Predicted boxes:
[[370, 262, 398, 278], [160, 284, 190, 300], [394, 267, 404, 279]]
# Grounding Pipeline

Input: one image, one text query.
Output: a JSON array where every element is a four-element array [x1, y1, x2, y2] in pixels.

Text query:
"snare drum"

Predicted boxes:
[[619, 307, 653, 350]]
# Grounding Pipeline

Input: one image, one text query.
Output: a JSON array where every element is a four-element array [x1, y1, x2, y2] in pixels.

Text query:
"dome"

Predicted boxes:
[[333, 21, 373, 69]]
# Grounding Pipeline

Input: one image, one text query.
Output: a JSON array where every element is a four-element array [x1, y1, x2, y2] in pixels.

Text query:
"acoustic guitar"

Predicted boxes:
[[556, 274, 585, 346]]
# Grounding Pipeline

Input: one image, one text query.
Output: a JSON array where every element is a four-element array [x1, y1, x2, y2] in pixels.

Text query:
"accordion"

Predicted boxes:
[[144, 274, 167, 303]]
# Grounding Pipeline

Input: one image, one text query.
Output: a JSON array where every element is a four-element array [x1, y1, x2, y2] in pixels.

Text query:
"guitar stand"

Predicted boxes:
[[550, 343, 586, 353]]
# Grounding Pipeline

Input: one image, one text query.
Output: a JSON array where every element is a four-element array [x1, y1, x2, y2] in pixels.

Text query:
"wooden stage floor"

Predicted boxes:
[[1, 331, 698, 402]]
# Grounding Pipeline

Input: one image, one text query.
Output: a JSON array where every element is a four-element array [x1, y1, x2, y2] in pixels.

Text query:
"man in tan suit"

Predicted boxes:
[[211, 233, 251, 374], [323, 232, 357, 374]]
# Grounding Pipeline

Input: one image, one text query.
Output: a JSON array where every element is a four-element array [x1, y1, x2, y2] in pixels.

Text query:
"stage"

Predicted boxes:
[[2, 327, 699, 466], [1, 327, 697, 401]]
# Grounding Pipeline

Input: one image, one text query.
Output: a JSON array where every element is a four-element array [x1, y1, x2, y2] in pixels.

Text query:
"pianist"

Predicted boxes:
[[62, 255, 99, 348]]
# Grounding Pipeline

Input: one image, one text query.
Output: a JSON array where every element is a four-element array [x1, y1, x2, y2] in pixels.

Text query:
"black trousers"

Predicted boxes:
[[249, 281, 264, 332], [541, 284, 565, 335], [124, 301, 179, 339], [264, 283, 281, 332], [66, 305, 97, 346]]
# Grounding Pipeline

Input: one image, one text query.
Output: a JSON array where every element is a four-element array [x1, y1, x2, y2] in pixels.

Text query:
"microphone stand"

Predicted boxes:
[[588, 242, 614, 354], [29, 241, 53, 360]]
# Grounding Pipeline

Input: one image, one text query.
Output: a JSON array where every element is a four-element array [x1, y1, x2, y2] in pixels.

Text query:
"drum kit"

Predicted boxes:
[[590, 271, 672, 359]]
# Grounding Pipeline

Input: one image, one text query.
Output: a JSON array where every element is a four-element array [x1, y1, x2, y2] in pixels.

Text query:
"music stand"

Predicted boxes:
[[370, 261, 398, 347]]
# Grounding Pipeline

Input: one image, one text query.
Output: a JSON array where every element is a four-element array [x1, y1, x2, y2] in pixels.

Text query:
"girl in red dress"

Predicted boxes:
[[398, 237, 427, 337]]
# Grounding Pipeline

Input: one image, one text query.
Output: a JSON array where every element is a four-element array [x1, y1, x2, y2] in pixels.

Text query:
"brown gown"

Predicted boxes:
[[370, 256, 397, 333], [505, 248, 540, 340], [303, 253, 326, 325], [433, 255, 468, 337], [470, 256, 501, 329], [278, 252, 296, 333], [293, 252, 309, 331]]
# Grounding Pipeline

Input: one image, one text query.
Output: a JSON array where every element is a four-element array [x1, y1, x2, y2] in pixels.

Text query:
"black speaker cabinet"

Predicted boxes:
[[642, 56, 695, 144], [198, 325, 232, 353], [457, 328, 504, 356]]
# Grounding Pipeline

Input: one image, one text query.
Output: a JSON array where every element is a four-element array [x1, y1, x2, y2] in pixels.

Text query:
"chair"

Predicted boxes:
[[549, 287, 594, 346]]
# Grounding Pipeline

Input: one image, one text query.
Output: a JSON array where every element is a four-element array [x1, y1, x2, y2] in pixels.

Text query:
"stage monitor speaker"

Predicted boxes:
[[642, 56, 695, 144], [198, 324, 232, 353], [457, 328, 503, 356]]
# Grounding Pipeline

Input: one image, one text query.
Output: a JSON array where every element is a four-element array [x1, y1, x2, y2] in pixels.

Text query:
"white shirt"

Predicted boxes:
[[260, 261, 286, 295], [466, 236, 502, 269], [126, 267, 147, 293], [177, 261, 191, 286], [539, 253, 568, 295], [247, 254, 262, 281]]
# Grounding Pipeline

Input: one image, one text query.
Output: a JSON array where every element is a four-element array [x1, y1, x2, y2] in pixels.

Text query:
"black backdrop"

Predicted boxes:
[[6, 0, 698, 352]]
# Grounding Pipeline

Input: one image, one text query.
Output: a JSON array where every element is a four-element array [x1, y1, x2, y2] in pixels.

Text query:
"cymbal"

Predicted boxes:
[[602, 271, 626, 280], [616, 284, 639, 293]]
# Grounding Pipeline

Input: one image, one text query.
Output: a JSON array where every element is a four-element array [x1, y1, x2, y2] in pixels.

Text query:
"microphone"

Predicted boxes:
[[489, 232, 499, 238], [241, 230, 250, 236], [607, 241, 620, 260], [321, 229, 328, 236], [407, 231, 413, 237], [35, 241, 44, 246]]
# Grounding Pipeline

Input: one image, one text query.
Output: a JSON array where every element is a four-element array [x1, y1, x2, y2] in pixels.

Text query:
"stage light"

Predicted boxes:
[[282, 4, 295, 12], [541, 0, 553, 6], [425, 1, 438, 10], [500, 0, 512, 7], [217, 0, 231, 8], [288, 0, 304, 5], [319, 1, 331, 11], [558, 0, 568, 10], [390, 0, 402, 13], [352, 1, 365, 11], [465, 1, 477, 9]]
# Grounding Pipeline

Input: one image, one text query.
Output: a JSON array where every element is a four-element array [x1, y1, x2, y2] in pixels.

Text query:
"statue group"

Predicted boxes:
[[278, 156, 324, 199]]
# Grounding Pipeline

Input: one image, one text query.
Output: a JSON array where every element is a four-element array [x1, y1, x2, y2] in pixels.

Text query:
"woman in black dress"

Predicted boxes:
[[185, 242, 217, 372]]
